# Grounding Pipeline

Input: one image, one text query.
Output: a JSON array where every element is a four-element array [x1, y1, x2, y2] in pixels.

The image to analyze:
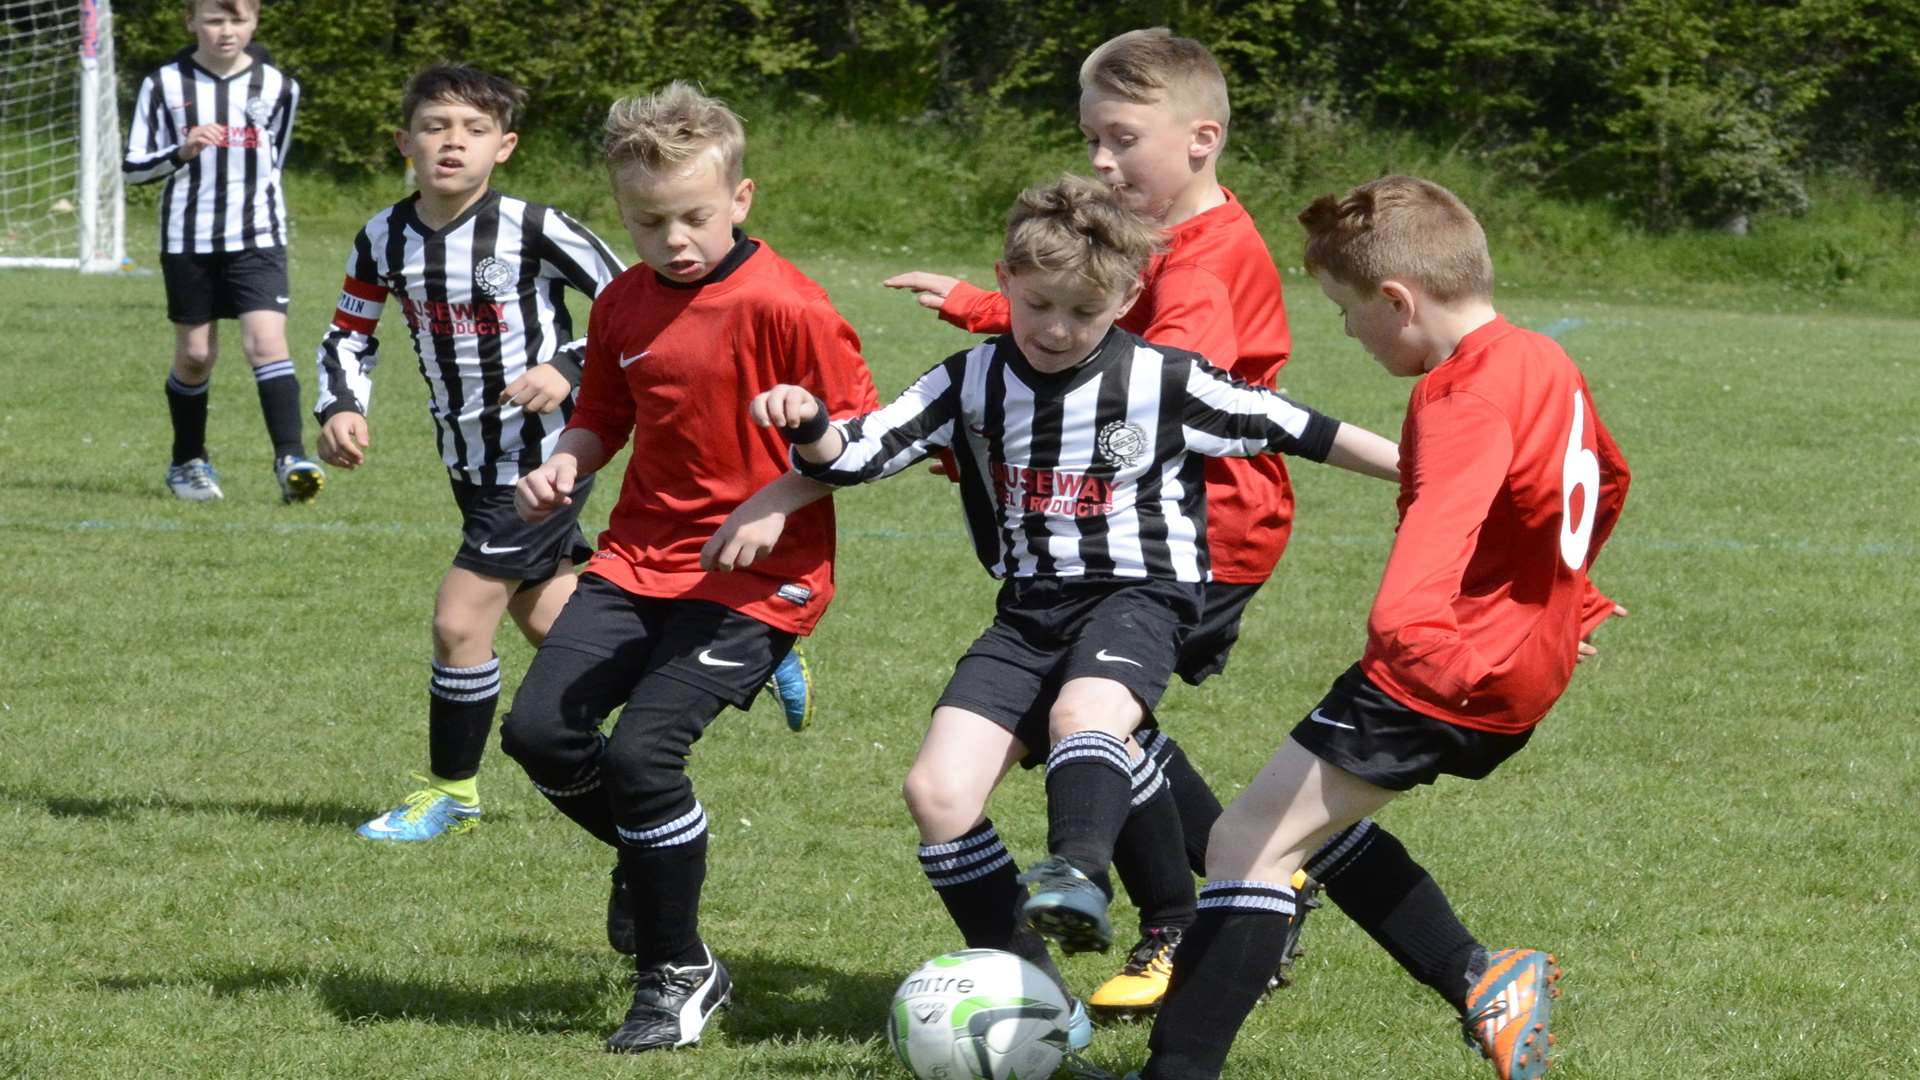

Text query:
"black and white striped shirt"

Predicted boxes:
[[314, 190, 627, 485], [796, 328, 1339, 581], [123, 46, 297, 254]]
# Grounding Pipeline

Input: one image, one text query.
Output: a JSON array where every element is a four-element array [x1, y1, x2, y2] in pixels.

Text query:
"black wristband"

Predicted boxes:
[[785, 396, 832, 444]]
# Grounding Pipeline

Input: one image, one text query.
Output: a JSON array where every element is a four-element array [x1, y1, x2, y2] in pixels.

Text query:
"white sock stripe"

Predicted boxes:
[[917, 826, 1003, 858], [918, 841, 1010, 875], [622, 802, 706, 844], [1130, 769, 1168, 807], [1197, 893, 1296, 915], [1135, 728, 1166, 757], [925, 849, 1015, 888], [432, 658, 501, 676], [534, 774, 601, 798], [1306, 817, 1377, 882], [252, 360, 296, 381], [166, 375, 210, 395], [1046, 732, 1131, 776], [429, 687, 498, 704], [1129, 750, 1165, 788], [1201, 879, 1298, 900], [431, 672, 501, 692]]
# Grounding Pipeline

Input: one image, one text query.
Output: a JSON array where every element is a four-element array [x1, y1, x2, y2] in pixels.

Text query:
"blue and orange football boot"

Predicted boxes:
[[762, 643, 814, 731], [1461, 947, 1562, 1079]]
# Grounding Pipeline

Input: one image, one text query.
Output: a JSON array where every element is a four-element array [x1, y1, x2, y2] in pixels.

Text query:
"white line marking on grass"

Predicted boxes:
[[4, 515, 1910, 560], [1535, 317, 1589, 340]]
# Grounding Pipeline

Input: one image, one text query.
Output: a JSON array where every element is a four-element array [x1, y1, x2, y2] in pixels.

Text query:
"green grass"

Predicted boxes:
[[2, 179, 1918, 1080]]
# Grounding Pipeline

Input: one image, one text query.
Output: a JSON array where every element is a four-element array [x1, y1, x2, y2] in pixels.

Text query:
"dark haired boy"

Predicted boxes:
[[124, 0, 322, 503], [313, 64, 625, 843]]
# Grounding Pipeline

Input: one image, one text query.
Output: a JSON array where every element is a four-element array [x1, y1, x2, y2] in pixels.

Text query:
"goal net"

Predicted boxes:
[[0, 0, 123, 270]]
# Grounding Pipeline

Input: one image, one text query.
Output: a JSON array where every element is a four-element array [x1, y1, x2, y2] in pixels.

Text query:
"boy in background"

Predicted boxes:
[[885, 27, 1329, 1013], [124, 0, 322, 503], [313, 65, 625, 842], [502, 82, 878, 1053], [724, 174, 1399, 1050], [1129, 175, 1630, 1080]]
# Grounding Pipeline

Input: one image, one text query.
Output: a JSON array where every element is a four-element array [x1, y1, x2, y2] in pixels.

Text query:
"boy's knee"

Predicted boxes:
[[431, 609, 490, 658], [173, 349, 215, 383], [902, 765, 981, 835], [1045, 703, 1126, 748]]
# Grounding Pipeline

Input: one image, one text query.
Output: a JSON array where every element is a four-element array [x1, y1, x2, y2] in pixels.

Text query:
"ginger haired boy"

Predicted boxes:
[[1127, 175, 1631, 1080]]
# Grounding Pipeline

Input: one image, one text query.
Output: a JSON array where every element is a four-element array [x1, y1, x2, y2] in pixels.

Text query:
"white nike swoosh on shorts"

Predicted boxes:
[[697, 649, 746, 668], [478, 542, 525, 555], [1095, 649, 1143, 667], [1308, 708, 1357, 730], [619, 350, 650, 368]]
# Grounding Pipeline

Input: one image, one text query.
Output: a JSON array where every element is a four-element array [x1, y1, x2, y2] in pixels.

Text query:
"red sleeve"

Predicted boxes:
[[566, 291, 637, 455], [789, 299, 880, 418], [937, 280, 1012, 334], [1367, 392, 1514, 708], [1136, 264, 1239, 370]]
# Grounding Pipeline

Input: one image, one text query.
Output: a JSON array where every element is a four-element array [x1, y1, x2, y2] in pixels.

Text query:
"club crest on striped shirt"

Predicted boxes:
[[244, 97, 272, 126], [473, 256, 515, 298], [1096, 420, 1147, 467]]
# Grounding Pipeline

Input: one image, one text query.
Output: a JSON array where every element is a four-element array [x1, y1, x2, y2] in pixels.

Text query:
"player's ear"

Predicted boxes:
[[495, 130, 518, 163], [1188, 118, 1223, 160], [730, 177, 755, 225], [1113, 277, 1145, 319], [1380, 280, 1416, 322], [393, 129, 411, 158], [993, 261, 1011, 294]]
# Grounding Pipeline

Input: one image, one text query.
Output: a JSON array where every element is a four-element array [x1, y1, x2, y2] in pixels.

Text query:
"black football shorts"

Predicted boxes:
[[449, 474, 594, 585], [1289, 663, 1534, 791]]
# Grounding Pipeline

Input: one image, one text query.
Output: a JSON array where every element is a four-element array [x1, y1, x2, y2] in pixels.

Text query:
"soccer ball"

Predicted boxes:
[[887, 948, 1074, 1080]]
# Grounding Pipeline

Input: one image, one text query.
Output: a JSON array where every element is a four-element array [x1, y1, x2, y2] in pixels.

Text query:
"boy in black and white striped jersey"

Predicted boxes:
[[711, 176, 1399, 1024], [312, 65, 625, 843], [124, 0, 320, 503]]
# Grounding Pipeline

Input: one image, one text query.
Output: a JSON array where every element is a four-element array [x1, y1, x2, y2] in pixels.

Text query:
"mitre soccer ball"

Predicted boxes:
[[887, 949, 1074, 1080]]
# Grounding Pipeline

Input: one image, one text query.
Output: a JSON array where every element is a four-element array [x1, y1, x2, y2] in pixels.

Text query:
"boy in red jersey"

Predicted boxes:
[[499, 82, 878, 1055], [886, 28, 1330, 1012], [1122, 176, 1630, 1080]]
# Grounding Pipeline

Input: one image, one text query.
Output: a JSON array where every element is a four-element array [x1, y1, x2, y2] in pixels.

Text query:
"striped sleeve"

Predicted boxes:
[[793, 355, 963, 485], [122, 72, 180, 184], [314, 228, 387, 421], [268, 73, 299, 165], [532, 208, 626, 384], [1178, 356, 1338, 462]]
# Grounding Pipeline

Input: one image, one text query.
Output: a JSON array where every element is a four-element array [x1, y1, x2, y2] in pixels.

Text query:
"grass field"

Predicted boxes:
[[2, 187, 1917, 1080]]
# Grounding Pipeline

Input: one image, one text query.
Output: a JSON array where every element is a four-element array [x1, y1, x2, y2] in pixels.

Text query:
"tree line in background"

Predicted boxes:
[[113, 0, 1920, 231]]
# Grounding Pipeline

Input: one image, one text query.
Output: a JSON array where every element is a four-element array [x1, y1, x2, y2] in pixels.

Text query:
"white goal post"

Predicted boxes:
[[0, 0, 125, 271]]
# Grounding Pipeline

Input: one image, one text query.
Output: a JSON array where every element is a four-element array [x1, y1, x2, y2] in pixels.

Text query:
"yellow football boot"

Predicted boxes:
[[1088, 926, 1181, 1019]]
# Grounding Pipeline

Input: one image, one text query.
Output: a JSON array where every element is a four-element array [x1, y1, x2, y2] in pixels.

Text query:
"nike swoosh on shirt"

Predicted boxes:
[[1095, 649, 1143, 667], [697, 649, 746, 668], [1308, 708, 1357, 730], [619, 350, 650, 368], [478, 541, 524, 555]]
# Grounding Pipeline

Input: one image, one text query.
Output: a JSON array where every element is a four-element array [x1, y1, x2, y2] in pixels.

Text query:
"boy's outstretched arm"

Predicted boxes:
[[752, 385, 845, 464], [1322, 422, 1401, 482], [883, 272, 1011, 334], [700, 471, 835, 572], [516, 427, 609, 524]]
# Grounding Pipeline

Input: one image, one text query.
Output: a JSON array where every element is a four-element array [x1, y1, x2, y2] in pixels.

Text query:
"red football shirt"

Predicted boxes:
[[567, 241, 880, 634], [1361, 317, 1631, 734], [936, 188, 1296, 582]]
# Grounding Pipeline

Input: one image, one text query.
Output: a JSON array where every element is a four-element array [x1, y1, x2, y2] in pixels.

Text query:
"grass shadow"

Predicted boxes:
[[719, 950, 901, 1045], [314, 971, 609, 1034], [4, 784, 372, 829]]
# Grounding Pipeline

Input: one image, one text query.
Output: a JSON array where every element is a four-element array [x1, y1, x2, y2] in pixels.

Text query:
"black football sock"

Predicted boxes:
[[252, 360, 306, 459], [1144, 880, 1297, 1080], [1309, 818, 1483, 1011], [165, 373, 211, 465], [522, 733, 621, 848], [618, 813, 709, 967], [1139, 729, 1223, 876], [918, 820, 1069, 994], [427, 656, 500, 783], [1044, 730, 1134, 883], [1110, 751, 1198, 935]]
